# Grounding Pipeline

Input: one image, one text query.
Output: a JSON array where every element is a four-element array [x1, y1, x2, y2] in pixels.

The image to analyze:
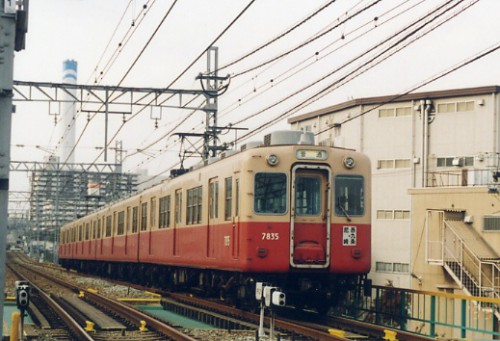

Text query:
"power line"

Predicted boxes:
[[218, 0, 421, 120], [232, 0, 471, 142], [219, 0, 338, 71], [232, 0, 383, 78], [90, 0, 257, 166]]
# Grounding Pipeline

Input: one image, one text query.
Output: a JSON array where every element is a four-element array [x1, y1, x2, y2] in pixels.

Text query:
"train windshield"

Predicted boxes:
[[295, 175, 321, 215], [334, 175, 364, 217], [254, 173, 287, 214]]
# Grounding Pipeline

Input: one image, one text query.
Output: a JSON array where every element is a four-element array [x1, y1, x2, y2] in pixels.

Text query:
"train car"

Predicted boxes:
[[59, 130, 371, 311]]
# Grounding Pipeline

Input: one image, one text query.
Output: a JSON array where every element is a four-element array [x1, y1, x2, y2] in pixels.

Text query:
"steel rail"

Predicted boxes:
[[12, 260, 197, 341], [7, 263, 94, 341]]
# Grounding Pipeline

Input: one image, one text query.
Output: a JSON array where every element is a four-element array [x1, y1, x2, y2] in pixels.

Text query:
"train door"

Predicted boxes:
[[290, 165, 331, 268], [207, 178, 218, 258]]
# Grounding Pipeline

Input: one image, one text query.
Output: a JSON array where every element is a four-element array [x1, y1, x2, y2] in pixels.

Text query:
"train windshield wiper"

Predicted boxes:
[[337, 197, 351, 222]]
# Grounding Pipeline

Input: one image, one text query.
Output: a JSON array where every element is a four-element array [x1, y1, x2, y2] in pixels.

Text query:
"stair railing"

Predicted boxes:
[[442, 220, 499, 300]]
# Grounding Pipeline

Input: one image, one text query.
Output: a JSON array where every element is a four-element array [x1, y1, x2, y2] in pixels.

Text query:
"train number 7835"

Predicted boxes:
[[261, 232, 279, 240]]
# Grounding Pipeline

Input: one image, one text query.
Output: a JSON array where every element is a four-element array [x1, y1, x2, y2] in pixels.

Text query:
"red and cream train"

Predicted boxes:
[[59, 130, 371, 311]]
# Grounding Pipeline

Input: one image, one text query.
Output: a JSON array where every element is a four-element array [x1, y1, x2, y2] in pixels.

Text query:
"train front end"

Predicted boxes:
[[238, 131, 371, 310]]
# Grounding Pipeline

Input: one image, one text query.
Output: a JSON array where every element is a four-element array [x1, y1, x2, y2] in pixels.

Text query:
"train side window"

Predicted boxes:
[[254, 173, 287, 214], [334, 175, 365, 217], [150, 197, 157, 228], [106, 216, 112, 237], [175, 190, 182, 224], [132, 206, 138, 233], [141, 202, 148, 231], [79, 225, 83, 241], [159, 195, 170, 228], [92, 221, 96, 239], [85, 223, 90, 240], [187, 186, 202, 225], [117, 211, 125, 235], [126, 207, 131, 233], [97, 219, 101, 238], [209, 179, 219, 219], [225, 177, 232, 220]]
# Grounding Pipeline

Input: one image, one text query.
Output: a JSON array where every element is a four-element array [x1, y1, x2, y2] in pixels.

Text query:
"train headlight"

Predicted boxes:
[[343, 156, 355, 169], [266, 154, 279, 166]]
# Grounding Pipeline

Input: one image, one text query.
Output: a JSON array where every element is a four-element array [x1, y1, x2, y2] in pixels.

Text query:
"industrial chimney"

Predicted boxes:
[[57, 59, 77, 164]]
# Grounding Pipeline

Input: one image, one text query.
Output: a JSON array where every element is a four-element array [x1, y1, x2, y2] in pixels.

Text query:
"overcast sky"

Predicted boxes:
[[9, 0, 500, 212]]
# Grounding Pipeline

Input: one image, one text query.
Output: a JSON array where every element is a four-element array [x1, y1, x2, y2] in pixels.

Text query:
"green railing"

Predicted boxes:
[[335, 285, 500, 339]]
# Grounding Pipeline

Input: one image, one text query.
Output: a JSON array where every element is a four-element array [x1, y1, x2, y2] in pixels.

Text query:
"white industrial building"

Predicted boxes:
[[288, 85, 500, 290]]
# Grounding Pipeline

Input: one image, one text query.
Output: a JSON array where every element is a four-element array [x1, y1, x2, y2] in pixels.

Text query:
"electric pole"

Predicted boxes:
[[0, 0, 28, 334]]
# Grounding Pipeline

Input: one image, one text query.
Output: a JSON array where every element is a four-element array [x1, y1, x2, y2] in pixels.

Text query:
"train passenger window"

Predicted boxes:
[[117, 211, 125, 235], [85, 223, 90, 240], [132, 206, 138, 233], [225, 177, 232, 220], [106, 216, 112, 237], [295, 176, 321, 216], [187, 187, 202, 225], [126, 207, 131, 233], [92, 221, 97, 239], [254, 173, 287, 214], [150, 197, 157, 228], [141, 203, 148, 231], [334, 175, 365, 217], [175, 190, 182, 224], [97, 219, 101, 238], [209, 180, 219, 219], [159, 195, 171, 228]]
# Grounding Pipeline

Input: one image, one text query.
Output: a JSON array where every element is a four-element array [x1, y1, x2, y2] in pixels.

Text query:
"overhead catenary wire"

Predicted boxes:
[[125, 0, 462, 176], [88, 0, 258, 166], [218, 0, 421, 119], [63, 0, 179, 166], [232, 0, 473, 143], [51, 0, 156, 161], [219, 0, 339, 71], [231, 0, 383, 78]]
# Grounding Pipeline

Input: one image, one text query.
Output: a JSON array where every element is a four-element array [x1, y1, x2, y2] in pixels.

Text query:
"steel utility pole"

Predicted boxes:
[[0, 0, 28, 334]]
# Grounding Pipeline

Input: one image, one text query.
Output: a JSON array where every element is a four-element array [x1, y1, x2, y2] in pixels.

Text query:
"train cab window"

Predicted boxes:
[[159, 195, 171, 228], [295, 176, 321, 215], [132, 206, 138, 233], [225, 177, 232, 220], [141, 203, 148, 231], [334, 175, 365, 217], [254, 173, 287, 214]]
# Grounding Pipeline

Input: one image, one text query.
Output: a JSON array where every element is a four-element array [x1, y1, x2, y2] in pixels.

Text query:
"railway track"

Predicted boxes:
[[8, 253, 436, 340], [7, 256, 197, 340]]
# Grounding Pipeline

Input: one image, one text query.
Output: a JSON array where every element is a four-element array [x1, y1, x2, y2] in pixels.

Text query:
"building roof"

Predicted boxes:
[[288, 85, 500, 124]]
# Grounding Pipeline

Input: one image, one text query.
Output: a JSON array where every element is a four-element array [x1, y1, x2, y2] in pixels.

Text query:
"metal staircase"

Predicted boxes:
[[441, 217, 500, 319], [441, 219, 499, 298]]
